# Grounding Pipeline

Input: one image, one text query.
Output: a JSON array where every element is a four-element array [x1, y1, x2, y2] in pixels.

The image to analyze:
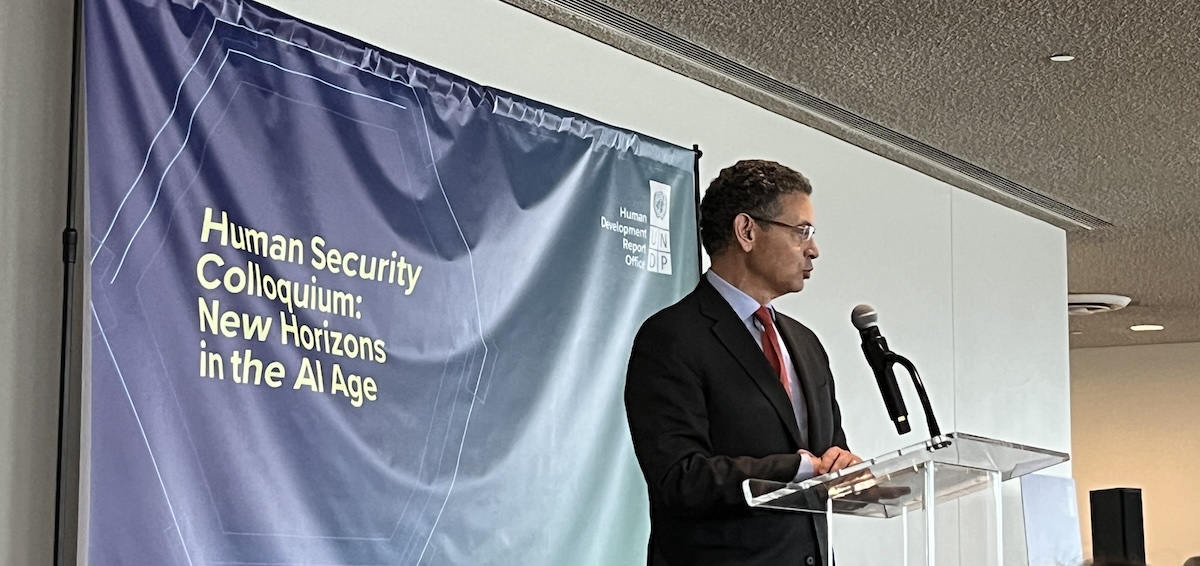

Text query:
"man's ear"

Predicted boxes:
[[732, 213, 756, 252]]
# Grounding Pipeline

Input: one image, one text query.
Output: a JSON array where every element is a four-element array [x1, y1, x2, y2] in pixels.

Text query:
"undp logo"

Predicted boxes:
[[647, 181, 671, 275]]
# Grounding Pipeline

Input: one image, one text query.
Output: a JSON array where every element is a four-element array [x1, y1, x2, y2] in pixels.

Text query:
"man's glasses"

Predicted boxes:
[[747, 215, 816, 242]]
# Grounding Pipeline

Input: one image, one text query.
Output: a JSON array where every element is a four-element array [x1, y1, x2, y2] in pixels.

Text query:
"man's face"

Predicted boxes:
[[747, 193, 820, 297]]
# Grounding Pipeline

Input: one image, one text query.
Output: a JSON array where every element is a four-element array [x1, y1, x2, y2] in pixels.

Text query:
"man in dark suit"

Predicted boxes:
[[625, 159, 860, 566]]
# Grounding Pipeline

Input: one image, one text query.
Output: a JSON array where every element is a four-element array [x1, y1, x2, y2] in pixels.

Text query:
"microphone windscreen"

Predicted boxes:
[[851, 304, 878, 330]]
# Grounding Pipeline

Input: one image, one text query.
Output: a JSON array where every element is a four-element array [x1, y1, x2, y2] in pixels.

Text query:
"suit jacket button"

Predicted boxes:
[[805, 557, 815, 565]]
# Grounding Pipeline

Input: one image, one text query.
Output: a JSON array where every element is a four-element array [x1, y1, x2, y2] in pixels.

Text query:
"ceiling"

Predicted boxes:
[[506, 0, 1200, 349]]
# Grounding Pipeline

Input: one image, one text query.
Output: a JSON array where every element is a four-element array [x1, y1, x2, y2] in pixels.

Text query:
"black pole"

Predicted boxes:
[[692, 144, 703, 275], [54, 0, 86, 562]]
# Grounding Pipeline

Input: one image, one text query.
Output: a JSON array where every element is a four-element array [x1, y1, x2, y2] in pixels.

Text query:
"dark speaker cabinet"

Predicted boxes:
[[1090, 487, 1146, 563]]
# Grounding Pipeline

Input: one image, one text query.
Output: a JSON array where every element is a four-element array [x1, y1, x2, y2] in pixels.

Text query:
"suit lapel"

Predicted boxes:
[[776, 316, 828, 452], [696, 280, 803, 447]]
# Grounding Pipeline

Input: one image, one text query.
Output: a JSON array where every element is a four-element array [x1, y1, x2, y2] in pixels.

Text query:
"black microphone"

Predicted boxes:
[[851, 304, 911, 435]]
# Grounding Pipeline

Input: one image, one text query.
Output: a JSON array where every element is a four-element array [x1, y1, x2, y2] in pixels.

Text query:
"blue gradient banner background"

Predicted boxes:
[[84, 1, 698, 563]]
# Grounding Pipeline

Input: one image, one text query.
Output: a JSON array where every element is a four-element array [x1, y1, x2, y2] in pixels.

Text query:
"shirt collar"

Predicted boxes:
[[706, 270, 773, 322]]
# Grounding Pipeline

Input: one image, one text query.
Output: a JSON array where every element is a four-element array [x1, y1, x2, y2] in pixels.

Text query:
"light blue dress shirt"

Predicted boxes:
[[705, 270, 815, 482]]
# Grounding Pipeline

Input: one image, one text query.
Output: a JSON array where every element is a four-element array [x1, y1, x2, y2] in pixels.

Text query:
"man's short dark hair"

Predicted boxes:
[[699, 159, 812, 256]]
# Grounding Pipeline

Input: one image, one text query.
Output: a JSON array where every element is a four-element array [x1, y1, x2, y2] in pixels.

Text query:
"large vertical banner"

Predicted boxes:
[[83, 0, 698, 564]]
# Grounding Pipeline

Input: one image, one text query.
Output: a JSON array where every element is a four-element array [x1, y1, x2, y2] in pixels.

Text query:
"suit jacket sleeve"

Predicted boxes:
[[624, 318, 804, 517]]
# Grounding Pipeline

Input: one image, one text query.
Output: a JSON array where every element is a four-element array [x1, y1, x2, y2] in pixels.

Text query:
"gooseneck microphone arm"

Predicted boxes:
[[851, 304, 950, 450], [885, 352, 945, 446]]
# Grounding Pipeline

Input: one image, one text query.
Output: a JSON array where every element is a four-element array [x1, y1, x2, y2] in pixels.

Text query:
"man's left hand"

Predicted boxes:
[[815, 446, 862, 475]]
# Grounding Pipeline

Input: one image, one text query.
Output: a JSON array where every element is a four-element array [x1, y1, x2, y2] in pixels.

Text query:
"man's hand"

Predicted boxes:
[[814, 447, 862, 475]]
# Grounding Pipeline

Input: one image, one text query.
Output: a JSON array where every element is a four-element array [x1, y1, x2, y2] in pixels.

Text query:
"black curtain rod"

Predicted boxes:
[[692, 143, 703, 275], [54, 0, 86, 562]]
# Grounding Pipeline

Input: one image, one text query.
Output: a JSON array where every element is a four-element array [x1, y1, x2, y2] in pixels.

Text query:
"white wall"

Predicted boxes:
[[951, 189, 1072, 564], [1072, 342, 1200, 566], [0, 0, 73, 564], [1, 0, 1070, 564]]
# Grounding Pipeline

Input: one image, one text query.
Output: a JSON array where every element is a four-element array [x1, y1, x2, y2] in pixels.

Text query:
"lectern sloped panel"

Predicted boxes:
[[743, 432, 1069, 518]]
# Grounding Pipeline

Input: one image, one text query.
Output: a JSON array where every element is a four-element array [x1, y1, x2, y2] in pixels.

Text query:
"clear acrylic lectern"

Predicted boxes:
[[743, 432, 1069, 566]]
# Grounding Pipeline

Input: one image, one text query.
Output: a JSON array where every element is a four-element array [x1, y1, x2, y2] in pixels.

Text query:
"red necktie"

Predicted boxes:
[[753, 306, 791, 399]]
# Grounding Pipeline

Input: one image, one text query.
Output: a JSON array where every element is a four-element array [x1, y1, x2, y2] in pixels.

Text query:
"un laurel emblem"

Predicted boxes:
[[653, 191, 667, 220]]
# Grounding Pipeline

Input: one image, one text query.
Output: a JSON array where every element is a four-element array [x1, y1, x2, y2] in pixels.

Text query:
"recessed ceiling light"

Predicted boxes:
[[1130, 324, 1164, 332], [1049, 53, 1076, 62], [1070, 331, 1083, 335]]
